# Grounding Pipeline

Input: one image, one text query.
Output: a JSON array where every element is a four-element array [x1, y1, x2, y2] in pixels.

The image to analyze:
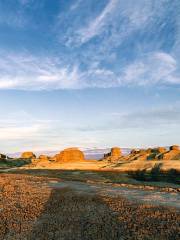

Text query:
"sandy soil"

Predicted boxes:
[[22, 159, 180, 172], [0, 173, 180, 240], [49, 180, 180, 209]]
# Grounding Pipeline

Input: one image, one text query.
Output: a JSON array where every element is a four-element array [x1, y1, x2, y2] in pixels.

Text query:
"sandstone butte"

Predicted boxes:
[[4, 145, 179, 172], [54, 148, 85, 162], [39, 155, 49, 161], [103, 147, 122, 162], [21, 152, 36, 159]]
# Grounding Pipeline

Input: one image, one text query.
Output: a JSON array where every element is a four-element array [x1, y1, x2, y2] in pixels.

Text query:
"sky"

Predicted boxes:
[[0, 0, 180, 153]]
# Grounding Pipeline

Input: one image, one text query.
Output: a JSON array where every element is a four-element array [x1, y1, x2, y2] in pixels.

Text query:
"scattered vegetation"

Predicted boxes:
[[0, 158, 31, 169], [128, 164, 180, 184]]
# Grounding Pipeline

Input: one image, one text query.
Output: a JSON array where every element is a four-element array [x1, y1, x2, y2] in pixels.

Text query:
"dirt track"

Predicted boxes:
[[0, 173, 180, 240], [49, 180, 180, 209]]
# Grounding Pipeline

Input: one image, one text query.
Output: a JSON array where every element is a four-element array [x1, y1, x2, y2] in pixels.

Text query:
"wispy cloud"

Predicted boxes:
[[0, 1, 179, 90], [76, 103, 180, 132], [64, 0, 167, 47], [77, 0, 118, 44], [121, 52, 180, 85], [0, 52, 82, 90], [0, 50, 179, 90]]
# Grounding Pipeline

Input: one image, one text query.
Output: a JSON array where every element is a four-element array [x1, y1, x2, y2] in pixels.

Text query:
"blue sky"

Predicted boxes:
[[0, 0, 180, 153]]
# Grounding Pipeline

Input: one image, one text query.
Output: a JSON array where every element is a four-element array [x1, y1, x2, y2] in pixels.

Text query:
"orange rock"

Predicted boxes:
[[170, 145, 179, 151], [111, 147, 122, 157], [54, 148, 85, 162], [159, 149, 180, 160], [146, 148, 152, 154], [156, 147, 167, 153], [103, 147, 122, 162], [21, 152, 36, 159], [130, 149, 140, 155], [39, 155, 49, 160]]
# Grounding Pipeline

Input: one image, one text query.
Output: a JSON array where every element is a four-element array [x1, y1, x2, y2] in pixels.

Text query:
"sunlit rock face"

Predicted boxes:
[[21, 152, 36, 159], [54, 148, 85, 162], [170, 145, 180, 151], [159, 146, 180, 161], [151, 147, 167, 154], [111, 147, 122, 158], [39, 155, 49, 161], [103, 147, 122, 162]]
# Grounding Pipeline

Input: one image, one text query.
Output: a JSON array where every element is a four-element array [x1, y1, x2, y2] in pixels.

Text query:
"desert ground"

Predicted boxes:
[[0, 172, 180, 240], [0, 146, 180, 239]]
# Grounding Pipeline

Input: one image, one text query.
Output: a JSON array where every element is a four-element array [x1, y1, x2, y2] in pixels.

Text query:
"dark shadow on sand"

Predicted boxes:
[[26, 183, 180, 240]]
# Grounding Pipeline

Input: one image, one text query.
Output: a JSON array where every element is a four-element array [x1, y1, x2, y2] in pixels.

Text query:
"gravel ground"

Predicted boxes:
[[0, 174, 180, 240]]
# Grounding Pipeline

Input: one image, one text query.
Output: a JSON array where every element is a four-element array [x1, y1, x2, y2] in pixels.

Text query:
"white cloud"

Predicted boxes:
[[0, 50, 179, 90], [121, 52, 180, 85], [0, 124, 43, 140], [78, 0, 118, 44], [0, 52, 82, 90], [66, 0, 165, 47]]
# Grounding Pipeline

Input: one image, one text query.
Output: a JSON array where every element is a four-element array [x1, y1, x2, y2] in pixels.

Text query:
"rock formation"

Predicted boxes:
[[0, 153, 7, 159], [130, 149, 140, 155], [103, 147, 122, 162], [152, 147, 166, 154], [54, 148, 85, 162], [170, 145, 179, 151], [111, 147, 122, 157], [39, 155, 49, 161], [21, 152, 36, 159], [110, 146, 180, 162], [159, 146, 180, 160], [129, 146, 180, 161]]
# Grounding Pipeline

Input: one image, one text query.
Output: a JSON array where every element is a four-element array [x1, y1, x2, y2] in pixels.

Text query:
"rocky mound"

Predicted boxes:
[[39, 155, 49, 161], [21, 152, 36, 159], [103, 147, 122, 162], [159, 146, 180, 160], [170, 145, 179, 151], [54, 148, 85, 162], [106, 146, 180, 163], [0, 153, 7, 159], [152, 147, 166, 154]]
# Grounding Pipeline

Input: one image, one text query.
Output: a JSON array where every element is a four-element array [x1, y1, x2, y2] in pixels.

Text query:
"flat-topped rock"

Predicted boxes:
[[103, 147, 122, 162], [39, 155, 49, 160], [55, 148, 85, 162], [111, 147, 122, 157], [21, 152, 36, 159]]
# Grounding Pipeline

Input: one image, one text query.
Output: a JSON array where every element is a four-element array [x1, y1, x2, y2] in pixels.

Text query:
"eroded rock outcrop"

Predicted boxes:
[[0, 154, 7, 159], [54, 148, 85, 162], [160, 151, 180, 160], [152, 147, 166, 154], [103, 147, 122, 162], [170, 145, 179, 151], [21, 152, 36, 159], [39, 155, 49, 161]]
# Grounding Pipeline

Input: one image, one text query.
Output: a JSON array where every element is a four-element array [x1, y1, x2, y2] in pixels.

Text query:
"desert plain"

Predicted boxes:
[[0, 145, 180, 239]]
